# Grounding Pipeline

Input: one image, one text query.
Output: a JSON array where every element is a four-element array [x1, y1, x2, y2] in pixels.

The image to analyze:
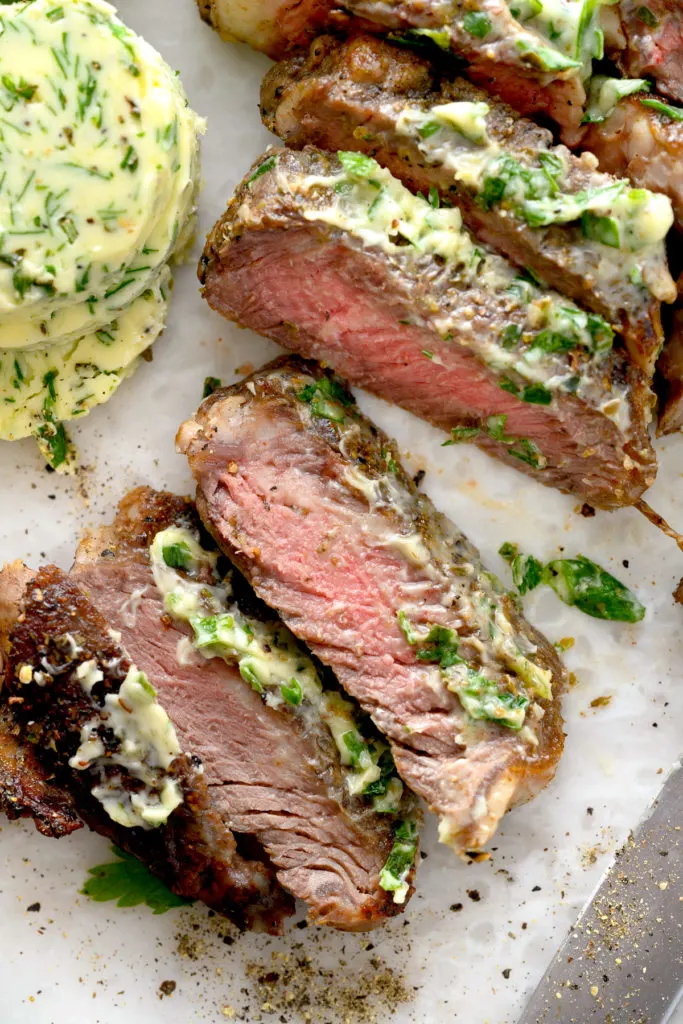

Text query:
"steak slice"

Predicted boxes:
[[262, 35, 674, 374], [71, 487, 416, 930], [582, 95, 683, 234], [0, 562, 82, 838], [196, 0, 589, 136], [3, 564, 290, 933], [602, 0, 683, 104], [200, 146, 656, 510], [179, 357, 567, 854]]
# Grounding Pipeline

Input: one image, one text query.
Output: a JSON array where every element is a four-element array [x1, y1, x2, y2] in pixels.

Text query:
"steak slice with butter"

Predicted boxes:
[[179, 357, 568, 854], [200, 146, 657, 510], [2, 562, 288, 932], [71, 488, 418, 929], [261, 34, 675, 374]]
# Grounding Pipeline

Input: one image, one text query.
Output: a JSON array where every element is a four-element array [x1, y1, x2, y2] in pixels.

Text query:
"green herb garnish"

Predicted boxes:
[[82, 846, 192, 915], [246, 155, 277, 185], [581, 211, 620, 248], [545, 556, 646, 621], [298, 375, 354, 423], [280, 678, 303, 706], [500, 545, 645, 621], [379, 820, 418, 903], [338, 150, 378, 177], [162, 541, 193, 571], [639, 97, 683, 121], [636, 5, 658, 26], [202, 376, 222, 399]]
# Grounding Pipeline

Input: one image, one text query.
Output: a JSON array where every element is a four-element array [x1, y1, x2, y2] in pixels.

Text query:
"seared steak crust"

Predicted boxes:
[[195, 0, 586, 135], [179, 357, 567, 854], [261, 34, 670, 371], [200, 146, 657, 510], [72, 488, 414, 930], [0, 562, 82, 837], [3, 565, 289, 932]]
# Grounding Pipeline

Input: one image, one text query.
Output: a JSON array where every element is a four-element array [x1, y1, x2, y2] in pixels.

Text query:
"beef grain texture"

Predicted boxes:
[[261, 33, 671, 372], [2, 563, 290, 933], [199, 145, 657, 510], [72, 487, 412, 930], [179, 357, 568, 854]]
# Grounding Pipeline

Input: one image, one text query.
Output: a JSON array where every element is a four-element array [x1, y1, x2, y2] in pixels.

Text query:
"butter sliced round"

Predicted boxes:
[[0, 0, 202, 349], [0, 265, 171, 449]]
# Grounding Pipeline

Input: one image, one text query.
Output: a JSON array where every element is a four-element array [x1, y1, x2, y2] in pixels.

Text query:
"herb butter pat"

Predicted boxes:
[[0, 0, 203, 467]]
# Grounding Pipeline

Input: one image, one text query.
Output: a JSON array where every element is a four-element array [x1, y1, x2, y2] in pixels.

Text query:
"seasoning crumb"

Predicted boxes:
[[158, 981, 176, 998], [26, 902, 41, 913], [449, 902, 463, 912], [590, 695, 612, 708], [502, 969, 511, 980], [245, 950, 414, 1022]]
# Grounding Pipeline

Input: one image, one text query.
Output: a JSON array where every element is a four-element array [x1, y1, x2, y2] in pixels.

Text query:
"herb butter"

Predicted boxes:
[[69, 663, 184, 829], [150, 526, 406, 818], [0, 0, 203, 467]]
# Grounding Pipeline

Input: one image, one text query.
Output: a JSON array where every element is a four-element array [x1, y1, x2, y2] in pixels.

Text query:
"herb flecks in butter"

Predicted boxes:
[[0, 0, 203, 467], [150, 527, 410, 817], [69, 664, 183, 830], [397, 611, 542, 732]]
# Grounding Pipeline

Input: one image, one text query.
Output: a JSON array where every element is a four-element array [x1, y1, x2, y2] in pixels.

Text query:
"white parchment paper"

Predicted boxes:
[[0, 2, 681, 1021]]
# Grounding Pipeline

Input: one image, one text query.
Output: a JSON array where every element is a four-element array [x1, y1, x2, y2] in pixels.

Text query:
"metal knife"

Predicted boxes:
[[518, 761, 683, 1024]]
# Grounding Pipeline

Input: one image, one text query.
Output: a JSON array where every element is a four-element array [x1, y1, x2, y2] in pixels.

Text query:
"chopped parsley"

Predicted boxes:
[[298, 375, 354, 423], [499, 545, 646, 621]]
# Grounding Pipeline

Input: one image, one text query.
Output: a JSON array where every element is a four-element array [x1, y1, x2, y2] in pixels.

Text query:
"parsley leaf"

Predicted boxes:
[[81, 847, 193, 915]]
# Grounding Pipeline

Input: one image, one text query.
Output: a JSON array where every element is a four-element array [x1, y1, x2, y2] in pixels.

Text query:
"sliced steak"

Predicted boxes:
[[262, 34, 674, 373], [602, 0, 683, 104], [196, 0, 590, 137], [3, 564, 289, 932], [179, 357, 567, 854], [71, 487, 415, 930], [200, 146, 656, 510]]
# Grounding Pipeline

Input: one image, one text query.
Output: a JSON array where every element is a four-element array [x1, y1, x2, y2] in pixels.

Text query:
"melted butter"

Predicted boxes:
[[295, 154, 632, 426], [69, 664, 183, 829], [150, 525, 406, 821]]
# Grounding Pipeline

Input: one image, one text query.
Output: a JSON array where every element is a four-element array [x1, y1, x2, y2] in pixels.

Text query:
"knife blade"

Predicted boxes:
[[518, 760, 683, 1024]]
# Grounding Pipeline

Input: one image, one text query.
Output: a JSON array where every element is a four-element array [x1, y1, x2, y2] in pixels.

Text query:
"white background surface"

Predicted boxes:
[[0, 2, 682, 1021]]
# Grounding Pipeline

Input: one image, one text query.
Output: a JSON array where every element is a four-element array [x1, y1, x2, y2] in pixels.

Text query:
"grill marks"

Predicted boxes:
[[179, 357, 567, 854]]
